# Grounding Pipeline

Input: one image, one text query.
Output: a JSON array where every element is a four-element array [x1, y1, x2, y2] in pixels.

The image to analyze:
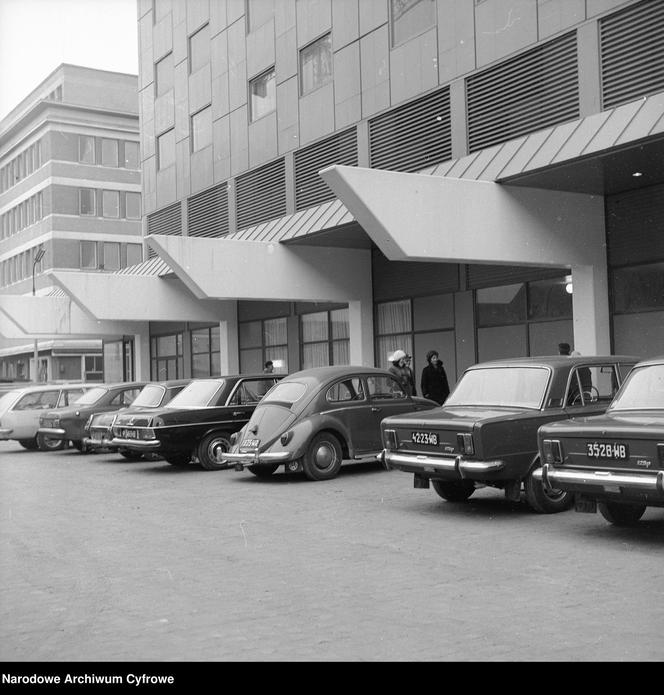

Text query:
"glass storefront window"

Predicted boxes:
[[528, 278, 573, 320], [191, 326, 220, 377], [476, 283, 527, 327], [613, 263, 664, 313]]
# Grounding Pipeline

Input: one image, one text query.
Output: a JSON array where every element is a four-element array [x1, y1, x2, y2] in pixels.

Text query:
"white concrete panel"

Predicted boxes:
[[213, 115, 231, 182], [332, 0, 359, 51], [334, 43, 362, 130], [390, 27, 438, 105], [188, 64, 212, 114], [437, 0, 476, 84], [299, 83, 335, 145], [276, 26, 298, 82], [248, 112, 279, 167], [360, 26, 390, 118], [190, 144, 214, 194], [359, 0, 388, 36], [230, 106, 249, 175], [277, 77, 300, 153], [537, 0, 586, 39], [247, 19, 276, 78], [474, 0, 538, 68], [296, 0, 332, 48]]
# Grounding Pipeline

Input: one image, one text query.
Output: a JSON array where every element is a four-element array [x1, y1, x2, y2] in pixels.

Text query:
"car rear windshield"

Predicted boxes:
[[167, 380, 223, 407], [72, 387, 108, 405], [445, 366, 550, 409], [261, 382, 307, 406], [609, 364, 664, 411], [130, 384, 165, 408]]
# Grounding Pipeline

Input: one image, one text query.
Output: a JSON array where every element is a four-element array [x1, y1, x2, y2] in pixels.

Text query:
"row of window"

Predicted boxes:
[[78, 188, 141, 219], [0, 246, 45, 288], [79, 240, 143, 271], [1, 191, 44, 240], [0, 141, 42, 194], [78, 135, 140, 169]]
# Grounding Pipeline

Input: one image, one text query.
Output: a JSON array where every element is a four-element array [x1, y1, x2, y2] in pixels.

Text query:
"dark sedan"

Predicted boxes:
[[83, 379, 192, 458], [535, 355, 664, 526], [223, 365, 438, 481], [37, 382, 146, 452], [381, 355, 638, 513], [110, 374, 282, 470]]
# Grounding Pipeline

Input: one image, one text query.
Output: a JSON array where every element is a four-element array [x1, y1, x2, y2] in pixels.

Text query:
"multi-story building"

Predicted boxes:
[[6, 0, 663, 385], [0, 64, 143, 381]]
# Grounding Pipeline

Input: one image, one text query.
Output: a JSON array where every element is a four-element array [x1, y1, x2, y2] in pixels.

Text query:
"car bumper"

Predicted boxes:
[[83, 435, 117, 450], [536, 464, 664, 496], [223, 451, 293, 469], [383, 451, 506, 478], [37, 427, 67, 439], [0, 427, 13, 439], [110, 437, 161, 451]]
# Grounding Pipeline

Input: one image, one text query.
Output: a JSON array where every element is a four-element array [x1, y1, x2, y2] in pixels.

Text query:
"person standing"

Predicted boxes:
[[387, 349, 415, 397], [420, 350, 450, 405], [403, 353, 417, 396], [263, 360, 274, 373]]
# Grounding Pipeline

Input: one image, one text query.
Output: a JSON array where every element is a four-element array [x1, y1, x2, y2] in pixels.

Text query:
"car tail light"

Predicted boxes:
[[542, 439, 563, 464], [383, 429, 398, 450], [457, 432, 474, 455]]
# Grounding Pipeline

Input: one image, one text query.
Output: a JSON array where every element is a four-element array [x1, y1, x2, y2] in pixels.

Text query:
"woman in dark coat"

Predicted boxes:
[[420, 350, 450, 405]]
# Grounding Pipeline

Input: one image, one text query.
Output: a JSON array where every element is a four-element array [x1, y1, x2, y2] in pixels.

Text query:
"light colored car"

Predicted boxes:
[[0, 383, 91, 450]]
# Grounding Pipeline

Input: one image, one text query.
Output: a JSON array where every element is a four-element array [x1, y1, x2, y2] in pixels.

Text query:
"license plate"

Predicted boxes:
[[241, 438, 260, 449], [91, 431, 103, 441], [123, 429, 138, 439], [411, 431, 439, 446], [586, 442, 629, 460]]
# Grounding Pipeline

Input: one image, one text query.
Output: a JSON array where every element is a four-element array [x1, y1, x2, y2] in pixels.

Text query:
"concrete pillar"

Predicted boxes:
[[570, 264, 611, 356], [348, 298, 374, 367], [218, 301, 239, 374], [133, 329, 151, 380]]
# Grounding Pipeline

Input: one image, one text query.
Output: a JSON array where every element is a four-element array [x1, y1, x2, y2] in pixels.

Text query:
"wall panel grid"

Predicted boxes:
[[235, 158, 287, 230], [368, 87, 452, 173], [466, 32, 579, 153], [294, 129, 358, 211], [187, 183, 230, 238], [600, 0, 664, 109]]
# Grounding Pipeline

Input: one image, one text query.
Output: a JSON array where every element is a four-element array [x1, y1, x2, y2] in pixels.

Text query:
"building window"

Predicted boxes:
[[239, 316, 288, 373], [123, 141, 140, 168], [80, 241, 97, 269], [613, 262, 664, 313], [101, 139, 119, 167], [155, 52, 174, 96], [191, 326, 221, 377], [191, 106, 212, 152], [249, 68, 276, 122], [189, 24, 210, 73], [477, 284, 527, 327], [300, 33, 333, 95], [79, 135, 96, 164], [390, 0, 436, 47], [126, 192, 141, 220], [85, 355, 104, 382], [375, 300, 413, 368], [126, 243, 143, 267], [102, 242, 120, 271], [151, 333, 184, 380], [79, 188, 96, 216], [102, 190, 120, 218], [157, 129, 175, 170], [301, 308, 350, 369]]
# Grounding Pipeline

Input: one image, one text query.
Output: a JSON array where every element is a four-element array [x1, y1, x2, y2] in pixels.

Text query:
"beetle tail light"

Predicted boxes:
[[542, 439, 563, 464], [383, 429, 398, 450], [456, 432, 474, 455]]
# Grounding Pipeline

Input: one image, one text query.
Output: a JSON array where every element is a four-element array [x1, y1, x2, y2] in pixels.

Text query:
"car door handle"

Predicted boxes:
[[232, 411, 244, 417], [371, 407, 381, 412]]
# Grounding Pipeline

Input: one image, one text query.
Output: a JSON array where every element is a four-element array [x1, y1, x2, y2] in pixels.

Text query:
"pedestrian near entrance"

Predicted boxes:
[[403, 354, 417, 396], [388, 349, 415, 397], [420, 350, 450, 405], [263, 360, 274, 373], [558, 342, 571, 356]]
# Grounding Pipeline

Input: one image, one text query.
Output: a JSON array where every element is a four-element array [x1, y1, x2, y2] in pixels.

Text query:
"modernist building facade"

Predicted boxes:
[[0, 65, 143, 382], [4, 0, 663, 386]]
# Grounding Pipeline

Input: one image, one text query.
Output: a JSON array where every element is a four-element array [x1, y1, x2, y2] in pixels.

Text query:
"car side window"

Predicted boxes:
[[15, 391, 58, 410], [111, 388, 141, 407], [367, 375, 406, 400], [59, 389, 85, 407], [230, 380, 266, 405], [326, 378, 365, 403], [566, 366, 617, 406]]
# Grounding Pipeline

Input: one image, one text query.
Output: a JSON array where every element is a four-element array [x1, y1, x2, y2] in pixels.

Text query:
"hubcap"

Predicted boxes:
[[314, 442, 336, 470], [210, 440, 229, 462]]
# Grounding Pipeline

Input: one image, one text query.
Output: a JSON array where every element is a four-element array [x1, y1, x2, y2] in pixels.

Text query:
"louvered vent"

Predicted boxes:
[[188, 183, 229, 238], [467, 32, 579, 153], [294, 129, 358, 211], [600, 0, 664, 109], [236, 158, 286, 230], [369, 87, 451, 172], [467, 265, 565, 289], [146, 202, 182, 236]]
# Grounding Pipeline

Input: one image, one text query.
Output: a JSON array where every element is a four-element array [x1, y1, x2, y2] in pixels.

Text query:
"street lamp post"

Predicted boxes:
[[31, 245, 46, 382]]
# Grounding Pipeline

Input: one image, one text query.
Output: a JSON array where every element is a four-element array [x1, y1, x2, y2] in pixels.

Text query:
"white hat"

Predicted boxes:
[[388, 349, 407, 362]]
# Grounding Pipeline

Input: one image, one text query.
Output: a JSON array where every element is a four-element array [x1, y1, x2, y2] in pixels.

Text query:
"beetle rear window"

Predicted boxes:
[[262, 382, 307, 405], [609, 363, 664, 411]]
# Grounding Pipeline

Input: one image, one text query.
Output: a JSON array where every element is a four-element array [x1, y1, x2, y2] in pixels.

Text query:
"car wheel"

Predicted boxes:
[[164, 454, 191, 467], [302, 432, 343, 481], [524, 465, 574, 513], [197, 432, 231, 471], [432, 480, 475, 502], [248, 464, 279, 478], [598, 501, 646, 526], [18, 438, 39, 450], [119, 449, 144, 461], [71, 440, 88, 453], [36, 433, 66, 451]]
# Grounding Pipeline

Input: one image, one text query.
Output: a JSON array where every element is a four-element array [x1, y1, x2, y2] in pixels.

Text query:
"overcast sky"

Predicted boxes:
[[0, 0, 139, 120]]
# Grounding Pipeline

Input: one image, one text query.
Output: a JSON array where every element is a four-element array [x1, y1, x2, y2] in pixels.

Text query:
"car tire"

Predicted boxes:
[[248, 464, 279, 478], [432, 480, 475, 502], [18, 438, 39, 450], [197, 432, 231, 471], [164, 454, 191, 467], [598, 501, 646, 526], [302, 432, 343, 481], [524, 465, 574, 513], [119, 449, 144, 461], [36, 433, 66, 451]]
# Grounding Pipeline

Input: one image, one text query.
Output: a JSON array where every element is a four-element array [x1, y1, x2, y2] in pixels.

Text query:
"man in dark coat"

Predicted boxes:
[[420, 350, 450, 405]]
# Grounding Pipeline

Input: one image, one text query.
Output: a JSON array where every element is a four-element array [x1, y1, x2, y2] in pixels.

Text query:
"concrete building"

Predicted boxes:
[[0, 64, 143, 382], [4, 0, 663, 385]]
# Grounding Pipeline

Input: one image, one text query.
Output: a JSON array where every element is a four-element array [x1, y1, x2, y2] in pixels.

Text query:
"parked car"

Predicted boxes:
[[380, 355, 639, 513], [37, 381, 146, 452], [110, 374, 283, 470], [83, 379, 192, 458], [535, 355, 664, 526], [223, 365, 439, 481], [0, 383, 91, 450]]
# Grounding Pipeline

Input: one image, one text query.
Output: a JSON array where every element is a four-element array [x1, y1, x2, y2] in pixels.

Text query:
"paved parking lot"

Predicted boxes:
[[1, 440, 662, 662]]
